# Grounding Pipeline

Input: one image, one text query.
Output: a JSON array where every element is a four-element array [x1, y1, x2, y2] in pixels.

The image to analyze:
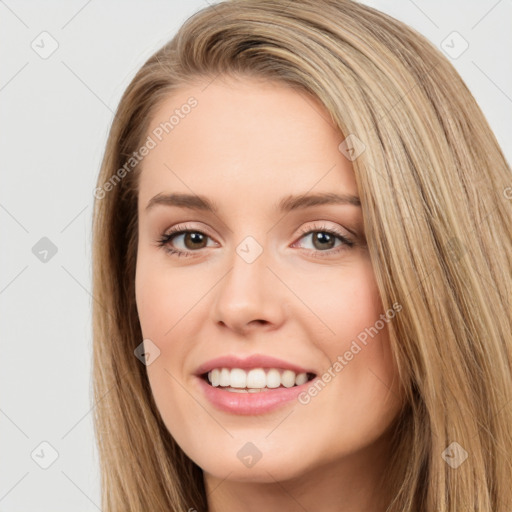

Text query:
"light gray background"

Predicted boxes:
[[1, 0, 511, 510]]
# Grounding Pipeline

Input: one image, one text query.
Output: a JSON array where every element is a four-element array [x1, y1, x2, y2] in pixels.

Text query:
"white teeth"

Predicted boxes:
[[210, 368, 220, 387], [281, 370, 296, 388], [230, 368, 247, 388], [246, 368, 266, 388], [219, 368, 230, 387], [206, 367, 311, 389], [266, 369, 281, 388]]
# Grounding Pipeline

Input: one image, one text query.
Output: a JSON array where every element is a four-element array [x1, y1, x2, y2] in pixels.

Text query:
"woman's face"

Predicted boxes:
[[135, 76, 403, 483]]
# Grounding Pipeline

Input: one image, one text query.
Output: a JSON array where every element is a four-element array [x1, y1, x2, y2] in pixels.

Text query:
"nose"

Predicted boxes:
[[211, 242, 287, 336]]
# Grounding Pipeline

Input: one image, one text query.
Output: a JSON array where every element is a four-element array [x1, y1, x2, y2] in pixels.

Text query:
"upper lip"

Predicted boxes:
[[195, 354, 316, 376]]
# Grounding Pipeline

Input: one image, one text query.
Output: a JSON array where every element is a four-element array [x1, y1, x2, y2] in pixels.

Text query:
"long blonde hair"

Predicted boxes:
[[91, 0, 512, 510]]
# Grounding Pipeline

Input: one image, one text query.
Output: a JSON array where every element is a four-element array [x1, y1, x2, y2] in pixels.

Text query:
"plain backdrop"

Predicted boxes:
[[1, 0, 511, 510]]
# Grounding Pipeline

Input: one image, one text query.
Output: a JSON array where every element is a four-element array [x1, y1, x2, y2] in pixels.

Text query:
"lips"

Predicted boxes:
[[194, 354, 318, 415]]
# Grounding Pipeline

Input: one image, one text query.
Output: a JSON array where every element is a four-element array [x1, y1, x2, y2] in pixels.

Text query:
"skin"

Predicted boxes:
[[135, 75, 404, 512]]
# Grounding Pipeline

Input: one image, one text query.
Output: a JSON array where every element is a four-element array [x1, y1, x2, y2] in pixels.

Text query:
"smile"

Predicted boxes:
[[195, 354, 319, 414], [205, 367, 316, 392]]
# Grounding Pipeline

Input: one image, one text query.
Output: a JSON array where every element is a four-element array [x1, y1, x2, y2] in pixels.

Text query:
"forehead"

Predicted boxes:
[[137, 76, 357, 213]]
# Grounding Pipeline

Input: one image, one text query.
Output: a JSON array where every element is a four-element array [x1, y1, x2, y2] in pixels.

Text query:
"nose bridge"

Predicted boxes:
[[212, 233, 285, 331]]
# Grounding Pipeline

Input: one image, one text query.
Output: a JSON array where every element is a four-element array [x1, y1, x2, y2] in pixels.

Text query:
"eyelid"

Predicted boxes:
[[160, 221, 352, 244], [291, 223, 355, 252], [162, 222, 219, 241], [294, 221, 352, 238]]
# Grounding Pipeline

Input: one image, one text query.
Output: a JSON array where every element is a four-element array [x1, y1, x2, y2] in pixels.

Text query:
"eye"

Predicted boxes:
[[155, 225, 217, 258], [155, 222, 356, 259], [292, 222, 355, 258]]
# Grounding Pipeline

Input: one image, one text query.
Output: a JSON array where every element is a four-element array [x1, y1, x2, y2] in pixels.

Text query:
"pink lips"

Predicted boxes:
[[194, 354, 317, 415]]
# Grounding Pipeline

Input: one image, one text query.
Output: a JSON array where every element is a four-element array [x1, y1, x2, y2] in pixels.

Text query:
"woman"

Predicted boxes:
[[91, 0, 512, 510]]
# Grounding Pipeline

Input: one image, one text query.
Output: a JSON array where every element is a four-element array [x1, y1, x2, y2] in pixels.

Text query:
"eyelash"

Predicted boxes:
[[155, 222, 355, 259]]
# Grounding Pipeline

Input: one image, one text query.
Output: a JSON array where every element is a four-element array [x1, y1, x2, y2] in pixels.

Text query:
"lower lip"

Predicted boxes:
[[197, 376, 312, 415]]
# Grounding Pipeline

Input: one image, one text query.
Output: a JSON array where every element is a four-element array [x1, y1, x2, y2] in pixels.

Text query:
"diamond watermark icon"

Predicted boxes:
[[441, 441, 468, 469], [237, 442, 262, 468], [134, 338, 161, 365], [32, 237, 58, 263], [31, 441, 59, 469], [236, 236, 263, 264], [440, 31, 469, 59], [31, 31, 59, 59], [338, 134, 366, 161]]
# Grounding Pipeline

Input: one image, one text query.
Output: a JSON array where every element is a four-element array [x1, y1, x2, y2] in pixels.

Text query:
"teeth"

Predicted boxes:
[[295, 372, 308, 385], [281, 370, 296, 388], [230, 368, 246, 388], [210, 369, 220, 387], [266, 369, 281, 388], [246, 368, 266, 388], [206, 367, 310, 389], [219, 368, 230, 387]]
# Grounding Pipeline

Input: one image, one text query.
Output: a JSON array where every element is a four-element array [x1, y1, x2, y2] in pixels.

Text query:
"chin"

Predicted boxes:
[[201, 430, 329, 482], [198, 454, 310, 484]]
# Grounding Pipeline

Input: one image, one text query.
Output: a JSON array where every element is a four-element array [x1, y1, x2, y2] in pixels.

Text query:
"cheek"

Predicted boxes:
[[134, 254, 203, 448], [135, 272, 174, 339], [295, 258, 400, 406], [134, 247, 212, 387], [135, 250, 200, 340], [293, 257, 386, 351], [331, 265, 396, 380]]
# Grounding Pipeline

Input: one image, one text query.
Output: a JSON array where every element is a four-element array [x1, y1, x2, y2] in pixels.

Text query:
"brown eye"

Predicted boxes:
[[309, 231, 337, 250], [295, 228, 353, 251], [156, 227, 216, 258], [292, 223, 356, 259], [182, 232, 208, 250]]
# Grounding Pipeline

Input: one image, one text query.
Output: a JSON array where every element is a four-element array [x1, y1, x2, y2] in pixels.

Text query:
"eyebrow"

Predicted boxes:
[[145, 191, 361, 213]]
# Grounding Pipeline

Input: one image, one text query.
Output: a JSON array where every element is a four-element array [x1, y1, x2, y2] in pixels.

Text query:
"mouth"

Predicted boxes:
[[202, 367, 317, 393], [195, 354, 319, 414]]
